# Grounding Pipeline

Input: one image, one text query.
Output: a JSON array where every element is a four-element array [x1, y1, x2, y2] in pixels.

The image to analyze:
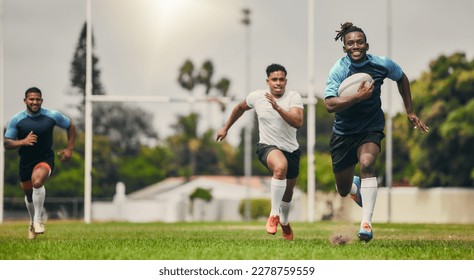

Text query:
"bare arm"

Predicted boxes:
[[324, 80, 374, 113], [265, 93, 304, 128], [57, 120, 77, 161], [216, 100, 251, 141], [397, 73, 429, 133], [4, 131, 37, 150]]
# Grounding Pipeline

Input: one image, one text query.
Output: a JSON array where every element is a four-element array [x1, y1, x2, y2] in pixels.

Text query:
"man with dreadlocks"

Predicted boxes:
[[324, 22, 429, 242]]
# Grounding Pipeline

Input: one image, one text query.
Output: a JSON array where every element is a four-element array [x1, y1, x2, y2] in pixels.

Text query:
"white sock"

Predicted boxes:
[[279, 201, 291, 225], [24, 196, 34, 223], [33, 186, 46, 222], [360, 177, 378, 226], [270, 178, 286, 216]]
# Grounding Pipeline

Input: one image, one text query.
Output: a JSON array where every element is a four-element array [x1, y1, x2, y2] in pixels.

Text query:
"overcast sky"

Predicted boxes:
[[2, 0, 474, 145]]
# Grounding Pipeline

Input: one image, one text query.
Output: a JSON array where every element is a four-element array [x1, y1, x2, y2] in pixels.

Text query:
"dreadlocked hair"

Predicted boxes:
[[334, 22, 367, 42]]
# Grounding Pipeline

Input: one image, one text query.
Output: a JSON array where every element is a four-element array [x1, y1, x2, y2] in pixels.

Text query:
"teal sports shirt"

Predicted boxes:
[[5, 108, 71, 164], [325, 54, 403, 135]]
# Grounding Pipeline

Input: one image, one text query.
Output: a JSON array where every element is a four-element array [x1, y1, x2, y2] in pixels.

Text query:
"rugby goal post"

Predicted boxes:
[[84, 0, 317, 224], [0, 0, 317, 224], [0, 0, 4, 223], [83, 94, 317, 224]]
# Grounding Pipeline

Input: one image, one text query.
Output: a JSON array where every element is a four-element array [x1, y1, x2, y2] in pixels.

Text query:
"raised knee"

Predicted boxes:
[[272, 166, 287, 178], [359, 160, 375, 175], [31, 180, 44, 189]]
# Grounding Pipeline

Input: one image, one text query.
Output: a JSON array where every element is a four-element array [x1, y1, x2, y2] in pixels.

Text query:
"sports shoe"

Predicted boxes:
[[28, 223, 36, 240], [33, 221, 45, 234], [358, 222, 373, 242], [350, 176, 362, 207], [266, 215, 279, 235], [280, 222, 294, 241]]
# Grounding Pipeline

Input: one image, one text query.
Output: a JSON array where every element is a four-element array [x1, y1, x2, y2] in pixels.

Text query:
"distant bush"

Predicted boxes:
[[238, 198, 271, 220], [189, 187, 213, 202]]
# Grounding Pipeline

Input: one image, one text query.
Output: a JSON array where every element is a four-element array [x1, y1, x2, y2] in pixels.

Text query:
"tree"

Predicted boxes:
[[117, 145, 175, 193], [52, 130, 118, 198], [177, 59, 233, 127], [177, 59, 195, 91], [166, 113, 237, 178], [393, 52, 474, 187], [69, 23, 105, 107], [69, 22, 157, 155], [166, 113, 200, 178], [296, 99, 336, 192], [92, 104, 157, 155], [196, 60, 214, 95]]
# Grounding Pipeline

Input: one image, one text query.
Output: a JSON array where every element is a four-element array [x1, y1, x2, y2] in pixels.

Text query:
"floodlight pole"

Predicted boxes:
[[0, 0, 5, 224], [241, 8, 252, 222], [306, 0, 316, 222], [84, 0, 93, 224], [386, 0, 393, 223]]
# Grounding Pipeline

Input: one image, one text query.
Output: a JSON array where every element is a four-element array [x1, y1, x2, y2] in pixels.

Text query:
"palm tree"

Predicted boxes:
[[196, 60, 214, 95], [177, 59, 195, 91], [177, 59, 232, 130]]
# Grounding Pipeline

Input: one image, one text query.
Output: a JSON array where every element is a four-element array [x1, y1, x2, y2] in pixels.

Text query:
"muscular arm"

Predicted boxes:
[[324, 80, 374, 113], [397, 72, 429, 133], [216, 100, 251, 141], [397, 72, 415, 114], [265, 93, 303, 128], [58, 120, 77, 161], [4, 131, 37, 150], [274, 105, 304, 129]]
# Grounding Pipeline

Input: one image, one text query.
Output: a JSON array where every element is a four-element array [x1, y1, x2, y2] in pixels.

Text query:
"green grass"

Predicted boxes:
[[0, 220, 473, 260]]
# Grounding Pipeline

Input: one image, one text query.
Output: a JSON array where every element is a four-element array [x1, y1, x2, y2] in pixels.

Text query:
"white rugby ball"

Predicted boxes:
[[338, 73, 373, 97]]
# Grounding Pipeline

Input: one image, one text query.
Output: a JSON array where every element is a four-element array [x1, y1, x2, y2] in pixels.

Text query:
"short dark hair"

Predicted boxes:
[[266, 64, 287, 77], [334, 22, 368, 43], [25, 87, 42, 97]]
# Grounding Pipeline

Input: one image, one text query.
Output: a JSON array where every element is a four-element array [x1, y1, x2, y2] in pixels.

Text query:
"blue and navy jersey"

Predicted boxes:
[[4, 108, 71, 164], [325, 54, 403, 135]]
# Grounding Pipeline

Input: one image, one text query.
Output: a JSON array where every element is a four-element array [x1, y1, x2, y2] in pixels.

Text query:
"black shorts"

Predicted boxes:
[[19, 156, 55, 182], [330, 131, 385, 173], [256, 143, 301, 179]]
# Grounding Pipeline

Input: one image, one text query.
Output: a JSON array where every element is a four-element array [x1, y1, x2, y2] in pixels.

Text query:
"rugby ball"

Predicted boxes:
[[338, 73, 373, 97]]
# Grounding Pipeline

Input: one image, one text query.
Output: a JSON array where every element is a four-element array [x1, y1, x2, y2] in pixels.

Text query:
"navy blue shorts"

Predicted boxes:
[[256, 143, 301, 179], [330, 131, 384, 173], [19, 155, 55, 182]]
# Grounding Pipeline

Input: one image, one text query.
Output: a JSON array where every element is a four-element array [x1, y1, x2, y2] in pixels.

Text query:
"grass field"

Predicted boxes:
[[1, 220, 473, 260]]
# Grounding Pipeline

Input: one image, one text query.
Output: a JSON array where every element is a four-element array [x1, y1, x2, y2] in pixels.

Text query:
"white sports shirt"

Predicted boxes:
[[246, 89, 303, 152]]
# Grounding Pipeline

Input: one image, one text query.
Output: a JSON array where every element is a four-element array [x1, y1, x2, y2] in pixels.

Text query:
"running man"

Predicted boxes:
[[4, 87, 76, 239], [216, 64, 304, 241], [324, 22, 429, 242]]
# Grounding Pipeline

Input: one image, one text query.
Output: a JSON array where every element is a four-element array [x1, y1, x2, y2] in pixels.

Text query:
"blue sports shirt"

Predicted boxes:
[[4, 108, 71, 164], [325, 54, 403, 135]]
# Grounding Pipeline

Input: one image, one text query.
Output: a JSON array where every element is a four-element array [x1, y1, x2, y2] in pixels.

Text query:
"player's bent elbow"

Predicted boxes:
[[4, 139, 15, 150], [324, 98, 337, 113], [325, 104, 337, 113], [295, 121, 303, 129], [293, 119, 304, 129], [326, 107, 336, 113]]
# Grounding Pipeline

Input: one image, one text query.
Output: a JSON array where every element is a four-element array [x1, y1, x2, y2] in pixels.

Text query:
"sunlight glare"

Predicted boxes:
[[153, 0, 191, 22]]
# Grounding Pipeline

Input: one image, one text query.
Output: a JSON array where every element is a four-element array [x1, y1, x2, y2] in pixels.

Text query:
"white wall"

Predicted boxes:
[[325, 187, 474, 224], [93, 187, 474, 224]]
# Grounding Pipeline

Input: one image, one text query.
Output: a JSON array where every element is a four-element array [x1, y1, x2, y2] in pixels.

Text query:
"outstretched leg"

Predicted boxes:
[[30, 162, 51, 234], [356, 142, 380, 242]]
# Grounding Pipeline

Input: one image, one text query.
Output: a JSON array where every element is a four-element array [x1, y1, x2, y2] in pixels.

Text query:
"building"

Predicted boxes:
[[92, 176, 304, 223], [92, 176, 474, 224]]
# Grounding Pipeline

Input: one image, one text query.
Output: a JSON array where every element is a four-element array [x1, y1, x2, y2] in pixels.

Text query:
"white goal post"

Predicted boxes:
[[0, 0, 317, 224], [83, 94, 317, 224]]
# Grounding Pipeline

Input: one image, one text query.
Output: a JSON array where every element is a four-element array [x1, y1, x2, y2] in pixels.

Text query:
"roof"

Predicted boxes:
[[127, 175, 273, 200]]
